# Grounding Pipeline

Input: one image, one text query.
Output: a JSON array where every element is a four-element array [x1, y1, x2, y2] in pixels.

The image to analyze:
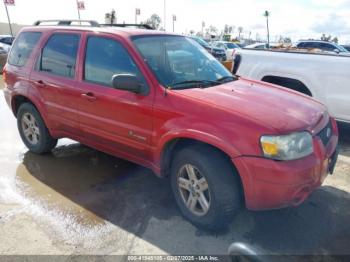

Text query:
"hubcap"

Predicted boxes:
[[177, 164, 211, 216], [21, 113, 40, 145]]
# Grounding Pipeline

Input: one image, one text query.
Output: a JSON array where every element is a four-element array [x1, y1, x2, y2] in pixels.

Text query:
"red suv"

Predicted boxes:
[[3, 20, 339, 229]]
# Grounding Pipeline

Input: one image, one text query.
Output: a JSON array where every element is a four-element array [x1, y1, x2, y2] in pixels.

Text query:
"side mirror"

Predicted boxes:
[[333, 49, 340, 54], [112, 74, 147, 95]]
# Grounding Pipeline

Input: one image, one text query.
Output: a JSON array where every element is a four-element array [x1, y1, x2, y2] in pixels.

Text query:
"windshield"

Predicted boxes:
[[191, 37, 210, 48], [336, 44, 349, 53], [226, 43, 239, 49], [133, 35, 234, 89]]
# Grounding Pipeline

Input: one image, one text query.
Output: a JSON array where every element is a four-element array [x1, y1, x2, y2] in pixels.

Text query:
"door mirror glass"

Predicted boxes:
[[112, 74, 145, 94]]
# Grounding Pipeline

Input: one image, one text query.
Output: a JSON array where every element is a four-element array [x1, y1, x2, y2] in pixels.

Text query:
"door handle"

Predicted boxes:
[[81, 92, 97, 102], [36, 80, 46, 87]]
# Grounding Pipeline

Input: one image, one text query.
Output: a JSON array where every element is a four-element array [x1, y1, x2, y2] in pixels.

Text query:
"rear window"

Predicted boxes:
[[8, 32, 42, 67]]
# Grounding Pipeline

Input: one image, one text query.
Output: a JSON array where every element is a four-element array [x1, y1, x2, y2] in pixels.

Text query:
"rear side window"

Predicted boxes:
[[319, 43, 335, 51], [296, 42, 305, 48], [84, 36, 145, 87], [8, 32, 42, 67], [39, 33, 80, 78]]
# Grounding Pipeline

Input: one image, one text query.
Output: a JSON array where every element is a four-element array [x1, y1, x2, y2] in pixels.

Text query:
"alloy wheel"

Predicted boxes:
[[21, 112, 40, 145], [177, 164, 211, 216]]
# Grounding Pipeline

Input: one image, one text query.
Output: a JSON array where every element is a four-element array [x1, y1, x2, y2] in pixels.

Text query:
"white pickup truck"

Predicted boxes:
[[233, 49, 350, 123]]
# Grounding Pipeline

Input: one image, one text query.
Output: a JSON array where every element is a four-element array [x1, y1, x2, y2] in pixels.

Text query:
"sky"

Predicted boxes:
[[1, 0, 350, 44]]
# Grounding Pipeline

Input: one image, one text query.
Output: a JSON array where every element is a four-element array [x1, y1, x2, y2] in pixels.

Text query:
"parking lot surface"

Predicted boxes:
[[0, 77, 350, 256]]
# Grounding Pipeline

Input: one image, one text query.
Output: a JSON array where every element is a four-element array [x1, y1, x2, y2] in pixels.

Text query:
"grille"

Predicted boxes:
[[317, 120, 332, 147]]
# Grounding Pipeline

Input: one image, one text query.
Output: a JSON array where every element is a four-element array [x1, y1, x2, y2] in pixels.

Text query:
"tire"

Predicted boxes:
[[17, 103, 57, 154], [170, 144, 242, 230]]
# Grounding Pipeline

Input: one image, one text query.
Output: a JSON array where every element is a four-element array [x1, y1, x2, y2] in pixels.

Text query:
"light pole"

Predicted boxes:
[[163, 0, 166, 31], [3, 0, 14, 36], [76, 1, 81, 23], [263, 10, 270, 48], [172, 15, 176, 32], [135, 8, 140, 24]]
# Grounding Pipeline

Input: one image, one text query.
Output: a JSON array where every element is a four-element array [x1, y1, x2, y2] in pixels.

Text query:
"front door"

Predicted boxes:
[[77, 34, 155, 162]]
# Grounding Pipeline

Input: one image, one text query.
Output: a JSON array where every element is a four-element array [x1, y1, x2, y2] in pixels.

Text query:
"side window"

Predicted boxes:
[[312, 42, 322, 49], [84, 36, 146, 87], [320, 43, 335, 52], [8, 32, 42, 67], [39, 34, 80, 78], [303, 42, 314, 49]]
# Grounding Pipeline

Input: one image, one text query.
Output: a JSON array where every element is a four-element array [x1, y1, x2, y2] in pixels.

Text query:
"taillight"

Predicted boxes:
[[232, 48, 237, 58], [330, 117, 339, 136]]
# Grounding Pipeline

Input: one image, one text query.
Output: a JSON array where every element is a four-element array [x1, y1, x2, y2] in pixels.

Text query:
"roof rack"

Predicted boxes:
[[100, 23, 154, 30], [33, 20, 100, 27]]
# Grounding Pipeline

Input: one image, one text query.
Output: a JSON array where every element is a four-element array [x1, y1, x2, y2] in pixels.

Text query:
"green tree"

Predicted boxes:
[[144, 14, 162, 30]]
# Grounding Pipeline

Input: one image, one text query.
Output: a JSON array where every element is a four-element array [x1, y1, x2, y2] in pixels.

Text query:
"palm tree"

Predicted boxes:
[[238, 26, 243, 39], [263, 10, 270, 47]]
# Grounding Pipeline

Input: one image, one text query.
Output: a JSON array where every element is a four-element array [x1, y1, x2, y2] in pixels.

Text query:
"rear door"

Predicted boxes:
[[30, 32, 82, 135], [76, 33, 155, 162]]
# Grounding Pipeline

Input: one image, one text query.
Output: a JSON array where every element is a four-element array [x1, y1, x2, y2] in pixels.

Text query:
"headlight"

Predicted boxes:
[[260, 132, 313, 160]]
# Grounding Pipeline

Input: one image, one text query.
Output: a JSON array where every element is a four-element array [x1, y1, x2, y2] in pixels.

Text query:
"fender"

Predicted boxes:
[[10, 81, 52, 132], [155, 128, 242, 169]]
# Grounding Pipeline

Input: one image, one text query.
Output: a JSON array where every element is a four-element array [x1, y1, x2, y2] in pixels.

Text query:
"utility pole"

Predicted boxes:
[[3, 0, 14, 36], [202, 21, 205, 36], [264, 10, 270, 48]]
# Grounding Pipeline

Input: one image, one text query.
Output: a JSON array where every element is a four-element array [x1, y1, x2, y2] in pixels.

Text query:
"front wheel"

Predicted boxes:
[[17, 103, 57, 154], [171, 144, 242, 230]]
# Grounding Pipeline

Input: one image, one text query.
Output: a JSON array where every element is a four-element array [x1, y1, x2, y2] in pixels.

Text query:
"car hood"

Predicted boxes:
[[205, 46, 225, 53], [177, 78, 327, 133]]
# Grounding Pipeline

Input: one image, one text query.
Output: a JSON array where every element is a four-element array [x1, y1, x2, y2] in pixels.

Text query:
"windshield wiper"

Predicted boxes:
[[171, 80, 220, 89], [216, 75, 238, 83]]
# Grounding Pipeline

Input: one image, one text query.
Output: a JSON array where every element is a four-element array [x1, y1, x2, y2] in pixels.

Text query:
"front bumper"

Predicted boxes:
[[233, 125, 339, 210]]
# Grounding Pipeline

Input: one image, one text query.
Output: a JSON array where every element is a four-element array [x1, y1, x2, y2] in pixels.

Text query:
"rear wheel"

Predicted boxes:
[[17, 103, 57, 154], [171, 144, 242, 230]]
